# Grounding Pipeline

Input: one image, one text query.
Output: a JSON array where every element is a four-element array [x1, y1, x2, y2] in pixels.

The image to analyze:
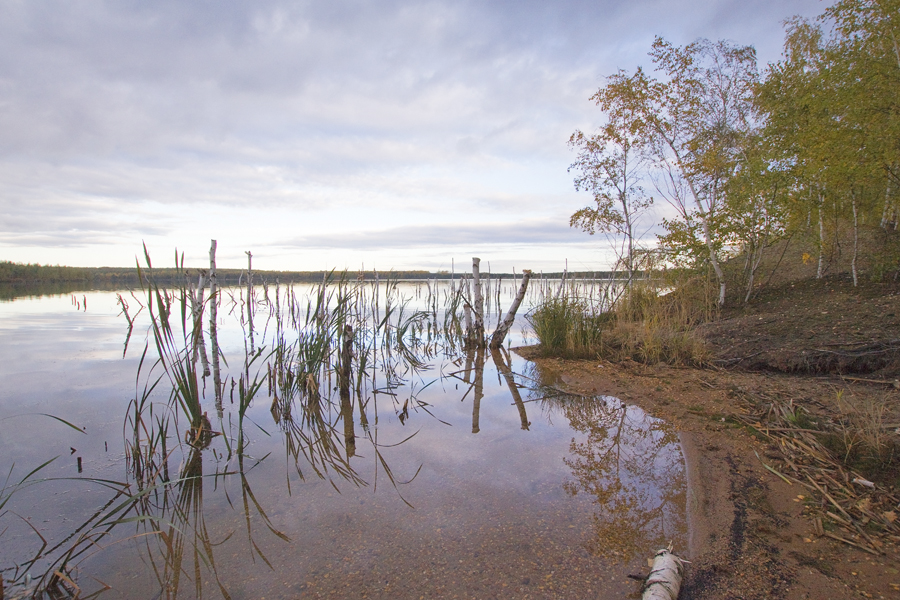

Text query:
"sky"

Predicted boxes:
[[0, 0, 827, 273]]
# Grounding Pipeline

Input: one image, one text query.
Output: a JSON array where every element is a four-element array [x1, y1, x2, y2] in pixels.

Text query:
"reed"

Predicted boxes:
[[138, 246, 207, 432]]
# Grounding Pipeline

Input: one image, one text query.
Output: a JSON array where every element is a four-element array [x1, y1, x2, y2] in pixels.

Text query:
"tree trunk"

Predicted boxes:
[[700, 217, 726, 307], [192, 271, 211, 377], [851, 191, 859, 287], [817, 198, 826, 279], [556, 266, 567, 299], [461, 275, 473, 346], [339, 324, 356, 458], [881, 180, 894, 229], [490, 270, 532, 349]]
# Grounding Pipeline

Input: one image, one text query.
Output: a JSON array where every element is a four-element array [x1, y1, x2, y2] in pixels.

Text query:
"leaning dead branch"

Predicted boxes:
[[490, 270, 532, 349]]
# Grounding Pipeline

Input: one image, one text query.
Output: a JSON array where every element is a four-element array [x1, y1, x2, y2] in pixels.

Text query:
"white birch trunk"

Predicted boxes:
[[192, 271, 210, 377], [490, 270, 532, 349], [851, 191, 859, 287], [817, 198, 826, 279], [472, 257, 485, 348], [556, 268, 567, 299], [642, 548, 684, 600], [881, 181, 893, 229], [700, 217, 726, 307]]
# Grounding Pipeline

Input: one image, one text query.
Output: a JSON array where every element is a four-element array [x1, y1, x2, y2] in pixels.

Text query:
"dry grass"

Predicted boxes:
[[528, 276, 714, 365], [831, 390, 895, 471]]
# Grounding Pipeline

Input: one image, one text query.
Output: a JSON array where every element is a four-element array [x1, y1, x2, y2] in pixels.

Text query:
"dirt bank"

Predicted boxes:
[[703, 276, 900, 377], [514, 277, 900, 599]]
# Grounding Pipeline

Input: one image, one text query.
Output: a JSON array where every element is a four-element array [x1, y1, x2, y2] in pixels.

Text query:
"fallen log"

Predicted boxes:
[[642, 547, 684, 600]]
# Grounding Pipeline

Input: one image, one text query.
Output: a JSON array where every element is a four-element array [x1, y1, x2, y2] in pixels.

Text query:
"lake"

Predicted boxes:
[[0, 274, 686, 599]]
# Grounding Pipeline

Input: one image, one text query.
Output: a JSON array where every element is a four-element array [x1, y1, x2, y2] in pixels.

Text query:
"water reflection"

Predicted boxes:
[[559, 396, 686, 561], [0, 273, 687, 599], [492, 347, 531, 431]]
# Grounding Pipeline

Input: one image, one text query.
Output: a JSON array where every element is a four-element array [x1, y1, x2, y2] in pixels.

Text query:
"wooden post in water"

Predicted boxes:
[[462, 275, 473, 346], [245, 250, 255, 352], [490, 270, 532, 350], [495, 273, 502, 328], [209, 240, 222, 412], [192, 270, 211, 377], [472, 257, 485, 348]]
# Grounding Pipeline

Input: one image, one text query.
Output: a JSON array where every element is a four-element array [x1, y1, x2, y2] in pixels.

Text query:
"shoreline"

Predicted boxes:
[[515, 346, 898, 598]]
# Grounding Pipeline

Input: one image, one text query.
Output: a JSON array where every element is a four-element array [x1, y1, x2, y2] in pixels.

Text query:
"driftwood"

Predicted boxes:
[[734, 394, 900, 556], [642, 547, 684, 600]]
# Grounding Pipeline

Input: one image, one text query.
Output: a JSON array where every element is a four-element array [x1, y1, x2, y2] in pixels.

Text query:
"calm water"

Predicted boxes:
[[0, 279, 685, 599]]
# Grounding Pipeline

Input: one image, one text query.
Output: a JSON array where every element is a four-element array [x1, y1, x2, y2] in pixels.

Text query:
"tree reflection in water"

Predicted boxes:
[[558, 396, 686, 560]]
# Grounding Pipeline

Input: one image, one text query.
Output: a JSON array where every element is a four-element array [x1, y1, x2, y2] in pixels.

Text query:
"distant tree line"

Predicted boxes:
[[569, 0, 900, 306], [0, 260, 626, 290]]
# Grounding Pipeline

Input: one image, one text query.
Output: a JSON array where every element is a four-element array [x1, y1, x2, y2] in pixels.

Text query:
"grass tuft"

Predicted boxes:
[[528, 277, 713, 365]]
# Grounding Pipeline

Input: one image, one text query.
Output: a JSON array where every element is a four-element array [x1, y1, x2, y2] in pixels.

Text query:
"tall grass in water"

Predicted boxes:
[[528, 276, 713, 365], [138, 246, 208, 438], [526, 297, 608, 358]]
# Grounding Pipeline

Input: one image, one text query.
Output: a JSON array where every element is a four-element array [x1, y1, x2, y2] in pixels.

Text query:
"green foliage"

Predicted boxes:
[[574, 1, 900, 300], [568, 70, 654, 278], [573, 37, 759, 306]]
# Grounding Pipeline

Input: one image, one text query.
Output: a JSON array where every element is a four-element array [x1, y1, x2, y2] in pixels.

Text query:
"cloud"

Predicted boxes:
[[0, 0, 827, 268], [284, 219, 613, 250]]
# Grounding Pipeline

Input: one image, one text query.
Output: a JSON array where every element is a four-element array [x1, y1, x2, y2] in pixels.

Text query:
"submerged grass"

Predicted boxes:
[[3, 252, 589, 598]]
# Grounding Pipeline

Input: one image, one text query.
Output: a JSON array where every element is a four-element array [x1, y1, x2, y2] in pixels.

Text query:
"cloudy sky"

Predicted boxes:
[[0, 0, 826, 273]]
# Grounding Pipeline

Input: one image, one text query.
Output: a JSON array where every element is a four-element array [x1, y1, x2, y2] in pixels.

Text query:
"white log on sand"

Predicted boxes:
[[642, 548, 684, 600], [489, 270, 532, 349]]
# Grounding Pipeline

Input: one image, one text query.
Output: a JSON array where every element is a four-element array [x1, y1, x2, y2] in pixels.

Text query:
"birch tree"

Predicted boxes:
[[759, 8, 899, 285], [723, 134, 790, 302], [569, 74, 653, 282], [646, 38, 759, 307]]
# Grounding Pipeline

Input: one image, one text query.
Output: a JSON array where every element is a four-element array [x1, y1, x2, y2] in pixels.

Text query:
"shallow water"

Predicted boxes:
[[0, 281, 685, 599]]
